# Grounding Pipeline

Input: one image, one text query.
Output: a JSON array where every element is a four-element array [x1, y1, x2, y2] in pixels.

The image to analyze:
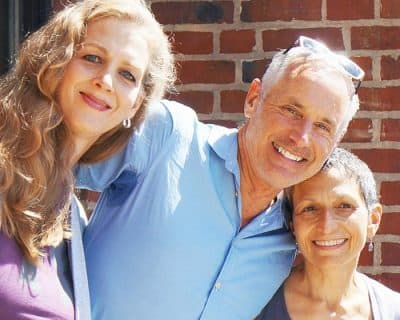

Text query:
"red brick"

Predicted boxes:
[[203, 119, 238, 128], [177, 60, 235, 84], [341, 118, 372, 143], [359, 244, 373, 266], [327, 0, 373, 20], [381, 119, 400, 142], [381, 55, 400, 80], [381, 0, 400, 18], [167, 91, 213, 114], [262, 29, 344, 52], [381, 181, 400, 206], [169, 31, 213, 55], [241, 0, 321, 22], [220, 29, 256, 53], [378, 212, 400, 235], [368, 273, 400, 292], [242, 59, 271, 83], [351, 56, 372, 81], [381, 242, 400, 266], [220, 90, 247, 113], [351, 149, 400, 173], [358, 87, 400, 111], [352, 26, 400, 50], [152, 1, 234, 25]]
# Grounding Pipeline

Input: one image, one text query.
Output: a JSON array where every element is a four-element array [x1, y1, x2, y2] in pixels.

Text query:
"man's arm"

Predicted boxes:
[[74, 100, 175, 191]]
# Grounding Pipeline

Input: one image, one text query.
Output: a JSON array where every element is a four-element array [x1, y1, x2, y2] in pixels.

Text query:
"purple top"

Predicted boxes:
[[0, 231, 74, 319]]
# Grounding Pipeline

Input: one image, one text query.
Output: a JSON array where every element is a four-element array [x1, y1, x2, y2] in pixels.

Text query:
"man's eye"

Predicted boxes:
[[283, 105, 301, 118], [302, 206, 317, 213], [83, 54, 101, 63], [120, 70, 136, 82], [337, 203, 353, 209], [315, 122, 330, 132]]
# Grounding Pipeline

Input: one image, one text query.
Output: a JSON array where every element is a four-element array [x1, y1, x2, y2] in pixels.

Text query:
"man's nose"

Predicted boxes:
[[290, 119, 312, 147]]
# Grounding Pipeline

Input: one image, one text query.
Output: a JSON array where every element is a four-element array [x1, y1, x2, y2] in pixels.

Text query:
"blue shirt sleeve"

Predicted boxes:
[[74, 100, 174, 191]]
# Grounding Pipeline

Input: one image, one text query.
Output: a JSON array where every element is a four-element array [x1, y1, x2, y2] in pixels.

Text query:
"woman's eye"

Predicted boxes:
[[83, 54, 101, 63], [120, 70, 136, 82]]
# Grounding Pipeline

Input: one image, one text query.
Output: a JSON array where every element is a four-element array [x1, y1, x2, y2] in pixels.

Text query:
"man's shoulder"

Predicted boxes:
[[157, 99, 198, 123]]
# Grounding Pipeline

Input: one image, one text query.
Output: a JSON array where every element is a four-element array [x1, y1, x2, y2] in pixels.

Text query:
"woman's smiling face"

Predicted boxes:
[[291, 167, 370, 269], [57, 17, 149, 144]]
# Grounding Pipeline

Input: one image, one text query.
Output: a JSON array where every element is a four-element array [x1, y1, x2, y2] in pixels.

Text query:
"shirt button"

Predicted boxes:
[[215, 282, 222, 290], [234, 191, 238, 197]]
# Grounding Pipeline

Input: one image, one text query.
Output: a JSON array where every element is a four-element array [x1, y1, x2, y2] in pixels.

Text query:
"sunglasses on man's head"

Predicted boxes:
[[283, 36, 365, 94]]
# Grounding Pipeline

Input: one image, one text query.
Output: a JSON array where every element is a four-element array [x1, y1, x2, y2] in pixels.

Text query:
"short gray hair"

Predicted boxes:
[[260, 47, 359, 138]]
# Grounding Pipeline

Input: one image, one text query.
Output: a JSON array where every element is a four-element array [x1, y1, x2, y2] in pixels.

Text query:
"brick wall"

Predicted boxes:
[[54, 0, 400, 291], [151, 0, 400, 291]]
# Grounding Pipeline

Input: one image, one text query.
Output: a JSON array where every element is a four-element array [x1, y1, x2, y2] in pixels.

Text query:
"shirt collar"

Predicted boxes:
[[207, 125, 290, 235], [207, 124, 239, 178]]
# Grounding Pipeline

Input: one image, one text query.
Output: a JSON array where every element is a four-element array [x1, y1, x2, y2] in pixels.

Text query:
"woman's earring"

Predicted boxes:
[[122, 118, 131, 129], [368, 239, 374, 252]]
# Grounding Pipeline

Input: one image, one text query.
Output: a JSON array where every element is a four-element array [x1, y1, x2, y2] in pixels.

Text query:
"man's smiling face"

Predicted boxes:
[[240, 61, 352, 190]]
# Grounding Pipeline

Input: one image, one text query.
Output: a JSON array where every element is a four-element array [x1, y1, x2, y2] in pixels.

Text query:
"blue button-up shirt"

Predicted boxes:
[[76, 100, 296, 320]]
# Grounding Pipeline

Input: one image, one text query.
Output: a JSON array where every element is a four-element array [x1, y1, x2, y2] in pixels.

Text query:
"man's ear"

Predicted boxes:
[[244, 78, 261, 119], [367, 203, 383, 239]]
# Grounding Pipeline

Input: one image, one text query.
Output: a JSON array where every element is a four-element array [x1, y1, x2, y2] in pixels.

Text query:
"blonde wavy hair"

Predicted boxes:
[[0, 0, 175, 264]]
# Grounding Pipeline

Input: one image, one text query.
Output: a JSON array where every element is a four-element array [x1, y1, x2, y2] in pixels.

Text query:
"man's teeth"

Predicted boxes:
[[276, 145, 303, 162], [314, 239, 346, 247]]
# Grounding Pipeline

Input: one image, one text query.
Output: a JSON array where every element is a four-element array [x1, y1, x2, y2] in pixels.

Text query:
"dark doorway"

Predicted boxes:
[[0, 0, 52, 75]]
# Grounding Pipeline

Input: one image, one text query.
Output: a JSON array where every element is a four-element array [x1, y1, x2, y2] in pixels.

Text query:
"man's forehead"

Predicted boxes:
[[284, 59, 346, 81]]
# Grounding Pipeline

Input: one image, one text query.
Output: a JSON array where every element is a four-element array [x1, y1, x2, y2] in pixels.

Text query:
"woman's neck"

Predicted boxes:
[[70, 135, 98, 166], [300, 263, 358, 302], [285, 263, 371, 319]]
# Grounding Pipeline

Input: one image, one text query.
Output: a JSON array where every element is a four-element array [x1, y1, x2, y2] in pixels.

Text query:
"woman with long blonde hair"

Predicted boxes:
[[0, 0, 174, 319]]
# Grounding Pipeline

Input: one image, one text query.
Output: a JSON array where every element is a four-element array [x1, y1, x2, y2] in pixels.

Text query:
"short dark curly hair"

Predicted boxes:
[[284, 147, 378, 223]]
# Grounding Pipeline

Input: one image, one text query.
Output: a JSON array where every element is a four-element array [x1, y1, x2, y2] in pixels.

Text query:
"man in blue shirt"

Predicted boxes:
[[76, 36, 364, 319]]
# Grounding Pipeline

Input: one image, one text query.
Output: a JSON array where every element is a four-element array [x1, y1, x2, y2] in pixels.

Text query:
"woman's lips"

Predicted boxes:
[[80, 92, 110, 112]]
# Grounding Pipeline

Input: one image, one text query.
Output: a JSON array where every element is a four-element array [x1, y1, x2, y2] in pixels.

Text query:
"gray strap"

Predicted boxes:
[[70, 196, 91, 320]]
